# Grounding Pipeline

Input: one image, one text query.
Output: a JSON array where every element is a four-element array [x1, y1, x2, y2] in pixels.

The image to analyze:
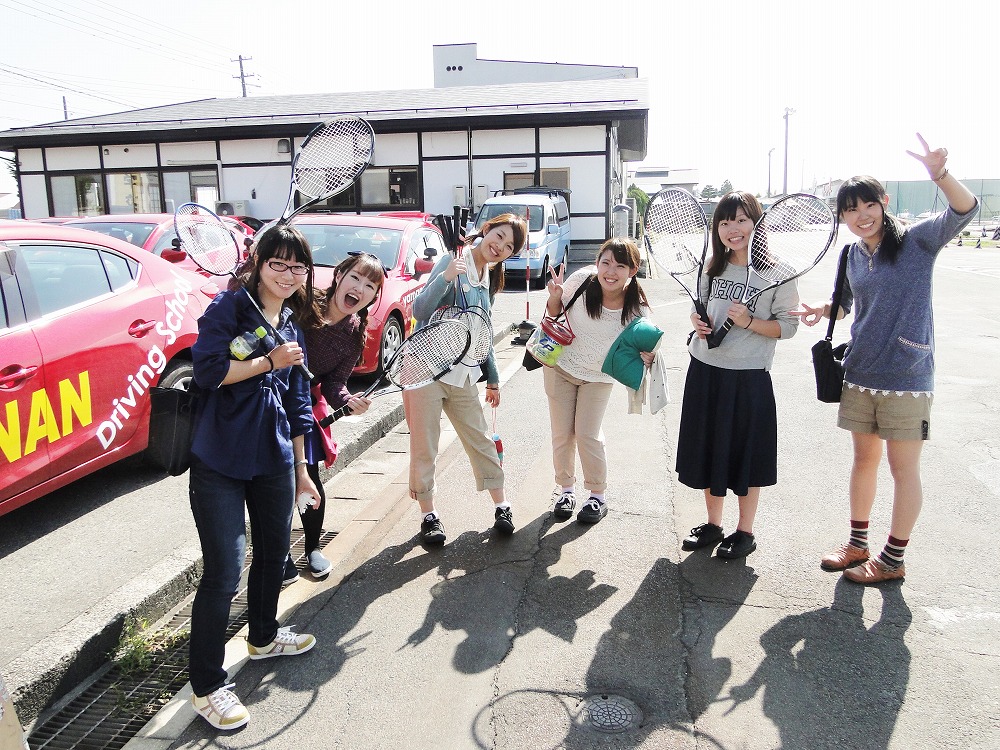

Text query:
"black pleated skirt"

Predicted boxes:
[[675, 355, 778, 497]]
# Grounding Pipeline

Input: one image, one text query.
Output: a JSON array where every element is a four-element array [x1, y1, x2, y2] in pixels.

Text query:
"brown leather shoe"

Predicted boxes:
[[843, 557, 905, 584], [820, 543, 870, 571]]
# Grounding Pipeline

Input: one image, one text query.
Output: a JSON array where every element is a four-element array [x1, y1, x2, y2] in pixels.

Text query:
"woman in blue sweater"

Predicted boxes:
[[405, 213, 526, 545], [797, 135, 978, 584]]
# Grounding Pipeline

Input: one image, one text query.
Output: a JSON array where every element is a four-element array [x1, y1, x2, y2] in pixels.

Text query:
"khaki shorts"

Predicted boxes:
[[838, 385, 933, 440]]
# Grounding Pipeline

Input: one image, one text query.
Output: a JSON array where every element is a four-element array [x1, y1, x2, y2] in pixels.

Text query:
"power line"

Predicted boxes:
[[0, 64, 136, 107], [0, 0, 237, 79]]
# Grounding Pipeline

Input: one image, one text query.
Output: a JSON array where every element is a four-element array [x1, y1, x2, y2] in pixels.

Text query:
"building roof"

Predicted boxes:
[[0, 78, 648, 158]]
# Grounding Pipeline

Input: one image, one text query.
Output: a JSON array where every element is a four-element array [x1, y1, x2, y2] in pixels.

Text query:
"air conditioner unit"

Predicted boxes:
[[215, 200, 249, 216]]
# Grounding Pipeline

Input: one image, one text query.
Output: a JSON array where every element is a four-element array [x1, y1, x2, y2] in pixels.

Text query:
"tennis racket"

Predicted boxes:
[[711, 193, 836, 348], [173, 202, 313, 379], [643, 188, 711, 330], [318, 318, 472, 425], [279, 116, 375, 223], [429, 278, 493, 365]]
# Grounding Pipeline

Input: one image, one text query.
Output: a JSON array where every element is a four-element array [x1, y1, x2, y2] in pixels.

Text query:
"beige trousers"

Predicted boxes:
[[403, 379, 504, 502], [543, 366, 613, 493]]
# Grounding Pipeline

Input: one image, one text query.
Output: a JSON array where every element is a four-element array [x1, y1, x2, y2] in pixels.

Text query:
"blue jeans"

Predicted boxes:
[[188, 456, 294, 696]]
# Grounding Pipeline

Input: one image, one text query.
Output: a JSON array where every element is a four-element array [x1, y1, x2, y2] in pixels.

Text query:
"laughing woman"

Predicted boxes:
[[293, 253, 386, 579]]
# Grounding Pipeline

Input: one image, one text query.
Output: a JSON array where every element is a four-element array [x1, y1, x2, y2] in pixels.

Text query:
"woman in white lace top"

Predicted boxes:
[[543, 238, 654, 524]]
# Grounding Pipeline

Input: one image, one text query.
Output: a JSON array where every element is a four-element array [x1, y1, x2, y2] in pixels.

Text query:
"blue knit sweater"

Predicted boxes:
[[839, 202, 978, 392]]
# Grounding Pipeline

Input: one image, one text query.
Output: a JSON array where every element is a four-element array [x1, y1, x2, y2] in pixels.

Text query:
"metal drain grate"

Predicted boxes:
[[571, 694, 643, 734], [26, 530, 336, 750]]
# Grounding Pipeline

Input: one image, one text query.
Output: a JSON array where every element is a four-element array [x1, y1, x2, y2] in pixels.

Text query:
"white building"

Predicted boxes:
[[0, 45, 647, 246]]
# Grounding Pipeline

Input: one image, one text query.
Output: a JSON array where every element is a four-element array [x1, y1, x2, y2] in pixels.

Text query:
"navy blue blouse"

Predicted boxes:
[[191, 289, 312, 479]]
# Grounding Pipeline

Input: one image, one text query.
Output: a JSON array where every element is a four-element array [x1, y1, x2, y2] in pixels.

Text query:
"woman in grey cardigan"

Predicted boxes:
[[797, 134, 978, 584]]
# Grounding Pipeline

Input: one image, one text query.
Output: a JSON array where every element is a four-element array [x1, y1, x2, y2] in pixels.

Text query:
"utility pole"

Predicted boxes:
[[782, 107, 795, 196], [63, 96, 68, 120], [232, 56, 257, 97], [767, 147, 774, 197]]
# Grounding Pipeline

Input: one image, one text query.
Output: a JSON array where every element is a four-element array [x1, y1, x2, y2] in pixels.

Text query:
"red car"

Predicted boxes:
[[292, 214, 443, 374], [64, 213, 253, 275], [0, 221, 218, 516]]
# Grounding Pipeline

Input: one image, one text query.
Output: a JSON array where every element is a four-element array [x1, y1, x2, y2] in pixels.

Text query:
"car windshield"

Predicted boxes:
[[476, 204, 544, 232], [65, 221, 158, 248], [295, 224, 403, 269]]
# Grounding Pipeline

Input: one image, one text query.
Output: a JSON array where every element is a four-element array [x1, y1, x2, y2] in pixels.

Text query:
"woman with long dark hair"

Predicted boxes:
[[544, 238, 654, 525], [187, 224, 319, 730], [676, 191, 800, 560], [797, 135, 978, 584]]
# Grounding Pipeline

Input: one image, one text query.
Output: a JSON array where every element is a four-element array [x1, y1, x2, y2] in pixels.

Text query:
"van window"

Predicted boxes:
[[477, 203, 544, 232], [555, 202, 569, 223]]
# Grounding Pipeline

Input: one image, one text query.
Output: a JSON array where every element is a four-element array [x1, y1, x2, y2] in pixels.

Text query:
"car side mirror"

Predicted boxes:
[[413, 257, 434, 278], [161, 248, 188, 263], [547, 223, 559, 235]]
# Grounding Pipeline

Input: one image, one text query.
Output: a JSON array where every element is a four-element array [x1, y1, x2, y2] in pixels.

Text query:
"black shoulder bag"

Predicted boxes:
[[147, 382, 200, 475], [811, 245, 850, 403]]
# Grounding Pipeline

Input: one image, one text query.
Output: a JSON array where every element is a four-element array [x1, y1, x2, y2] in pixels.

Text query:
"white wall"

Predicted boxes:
[[17, 148, 43, 171], [472, 129, 534, 156], [20, 174, 47, 218], [422, 160, 470, 215], [220, 139, 291, 164], [101, 143, 157, 169], [421, 130, 467, 158], [160, 141, 217, 165], [372, 132, 418, 166], [539, 125, 605, 153], [221, 165, 291, 219], [45, 146, 100, 171], [540, 154, 605, 213]]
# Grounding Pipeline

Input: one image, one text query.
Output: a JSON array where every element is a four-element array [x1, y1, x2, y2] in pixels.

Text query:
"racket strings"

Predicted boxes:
[[174, 205, 240, 276], [751, 197, 835, 283], [295, 121, 374, 198], [388, 321, 470, 387], [644, 191, 707, 275]]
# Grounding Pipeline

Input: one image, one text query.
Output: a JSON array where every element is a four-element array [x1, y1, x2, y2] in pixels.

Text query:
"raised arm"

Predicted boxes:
[[906, 133, 977, 215]]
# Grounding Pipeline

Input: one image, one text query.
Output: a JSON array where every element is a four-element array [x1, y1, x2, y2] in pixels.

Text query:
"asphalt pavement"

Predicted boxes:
[[132, 246, 999, 749]]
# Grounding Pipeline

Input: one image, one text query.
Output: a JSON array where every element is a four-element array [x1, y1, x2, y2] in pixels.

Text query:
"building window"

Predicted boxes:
[[163, 169, 220, 213], [361, 167, 419, 207], [504, 172, 535, 192], [540, 168, 570, 193], [51, 173, 105, 216], [106, 171, 162, 214]]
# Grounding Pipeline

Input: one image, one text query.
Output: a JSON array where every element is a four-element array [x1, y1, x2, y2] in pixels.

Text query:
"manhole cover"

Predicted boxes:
[[572, 694, 643, 733]]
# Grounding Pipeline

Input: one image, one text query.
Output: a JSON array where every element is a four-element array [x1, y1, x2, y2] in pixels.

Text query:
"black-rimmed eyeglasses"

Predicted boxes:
[[267, 260, 310, 275]]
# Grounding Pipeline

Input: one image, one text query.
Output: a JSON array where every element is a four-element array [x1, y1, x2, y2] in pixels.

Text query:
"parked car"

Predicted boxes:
[[0, 220, 219, 516], [474, 188, 572, 287], [288, 213, 442, 375], [64, 213, 252, 275]]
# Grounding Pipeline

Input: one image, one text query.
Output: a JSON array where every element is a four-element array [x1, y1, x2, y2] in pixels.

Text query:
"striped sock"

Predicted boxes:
[[849, 520, 869, 550], [879, 536, 908, 569]]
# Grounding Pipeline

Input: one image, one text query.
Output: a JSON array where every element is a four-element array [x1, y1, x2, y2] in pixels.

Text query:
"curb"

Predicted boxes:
[[16, 320, 517, 730]]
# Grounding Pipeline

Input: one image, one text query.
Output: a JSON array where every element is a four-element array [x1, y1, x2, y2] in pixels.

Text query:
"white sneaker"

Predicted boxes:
[[308, 550, 332, 578], [191, 683, 250, 730], [247, 627, 316, 660]]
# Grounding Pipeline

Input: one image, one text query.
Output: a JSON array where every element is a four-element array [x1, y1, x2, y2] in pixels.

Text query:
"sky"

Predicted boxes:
[[1, 0, 997, 198]]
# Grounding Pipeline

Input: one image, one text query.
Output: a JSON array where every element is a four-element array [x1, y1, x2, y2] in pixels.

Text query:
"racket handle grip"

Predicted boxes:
[[694, 301, 711, 330], [319, 403, 351, 427], [709, 318, 735, 349]]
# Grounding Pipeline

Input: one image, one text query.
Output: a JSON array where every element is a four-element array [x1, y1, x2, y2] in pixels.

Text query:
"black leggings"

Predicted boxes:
[[300, 462, 327, 553]]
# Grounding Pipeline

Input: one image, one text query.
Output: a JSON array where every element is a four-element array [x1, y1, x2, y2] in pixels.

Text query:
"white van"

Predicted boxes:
[[473, 188, 571, 288]]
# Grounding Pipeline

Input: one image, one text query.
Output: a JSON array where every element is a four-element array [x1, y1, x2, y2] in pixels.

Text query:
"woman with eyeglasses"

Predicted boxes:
[[187, 224, 322, 730], [291, 252, 386, 580]]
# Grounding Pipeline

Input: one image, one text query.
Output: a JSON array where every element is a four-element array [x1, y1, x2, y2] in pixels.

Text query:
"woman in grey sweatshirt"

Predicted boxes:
[[797, 134, 978, 584]]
